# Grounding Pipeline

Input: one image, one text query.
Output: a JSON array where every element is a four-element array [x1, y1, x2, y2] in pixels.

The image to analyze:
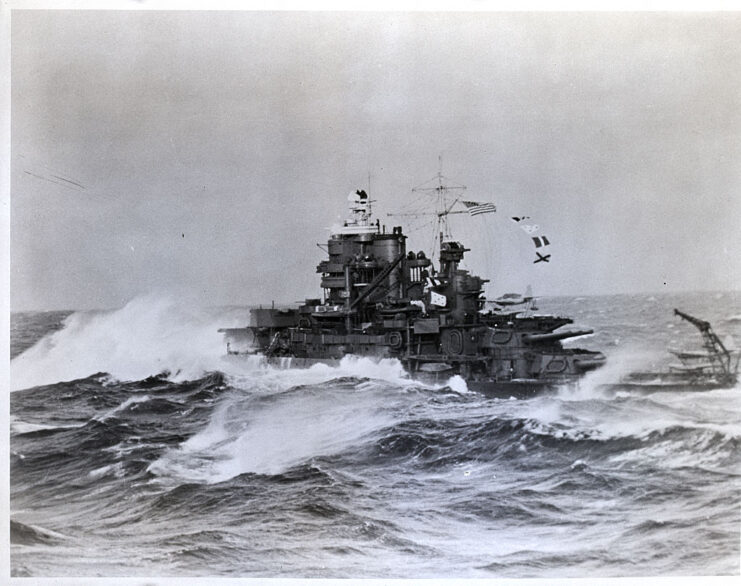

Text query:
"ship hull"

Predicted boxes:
[[600, 371, 737, 393], [224, 353, 576, 399], [602, 381, 736, 393]]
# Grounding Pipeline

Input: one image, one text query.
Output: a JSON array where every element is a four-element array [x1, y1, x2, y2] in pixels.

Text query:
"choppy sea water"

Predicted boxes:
[[9, 291, 741, 578]]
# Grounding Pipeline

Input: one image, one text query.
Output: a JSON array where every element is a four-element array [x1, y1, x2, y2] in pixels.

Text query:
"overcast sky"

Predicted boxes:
[[10, 10, 741, 310]]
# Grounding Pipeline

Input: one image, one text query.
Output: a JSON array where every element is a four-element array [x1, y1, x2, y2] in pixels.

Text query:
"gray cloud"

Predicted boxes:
[[11, 11, 741, 310]]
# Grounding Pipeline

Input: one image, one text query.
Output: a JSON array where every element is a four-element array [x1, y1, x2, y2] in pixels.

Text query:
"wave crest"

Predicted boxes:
[[11, 295, 232, 391]]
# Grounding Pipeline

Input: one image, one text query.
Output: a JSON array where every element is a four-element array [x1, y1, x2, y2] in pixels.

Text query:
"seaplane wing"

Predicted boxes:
[[670, 350, 712, 359], [492, 293, 528, 306], [668, 362, 714, 372], [491, 285, 534, 307]]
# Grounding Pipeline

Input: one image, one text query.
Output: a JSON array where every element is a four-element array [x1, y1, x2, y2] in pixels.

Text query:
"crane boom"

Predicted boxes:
[[673, 308, 711, 332], [674, 308, 732, 375]]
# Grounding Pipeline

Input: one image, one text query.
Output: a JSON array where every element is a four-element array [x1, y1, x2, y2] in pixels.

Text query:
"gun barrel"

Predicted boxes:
[[523, 329, 593, 343]]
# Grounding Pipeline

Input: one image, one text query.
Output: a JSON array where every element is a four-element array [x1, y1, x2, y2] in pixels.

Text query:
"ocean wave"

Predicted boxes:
[[147, 378, 402, 482], [10, 519, 68, 546], [96, 395, 153, 422], [10, 294, 231, 391], [10, 291, 741, 577], [10, 417, 85, 436]]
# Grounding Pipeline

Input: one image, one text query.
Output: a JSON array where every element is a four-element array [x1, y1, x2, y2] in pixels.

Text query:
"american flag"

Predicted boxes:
[[462, 200, 497, 216]]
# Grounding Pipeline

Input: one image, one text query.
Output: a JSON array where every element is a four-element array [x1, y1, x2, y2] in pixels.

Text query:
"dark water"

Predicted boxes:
[[9, 292, 741, 577]]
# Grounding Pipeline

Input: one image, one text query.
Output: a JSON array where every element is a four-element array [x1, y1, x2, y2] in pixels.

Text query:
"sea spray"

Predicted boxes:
[[556, 345, 666, 402], [223, 354, 416, 396], [10, 291, 741, 577], [10, 295, 234, 391], [149, 374, 403, 482]]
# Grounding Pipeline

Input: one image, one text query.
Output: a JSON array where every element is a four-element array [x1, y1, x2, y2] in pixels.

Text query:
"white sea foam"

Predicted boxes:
[[556, 344, 666, 402], [9, 417, 83, 435], [10, 294, 236, 391], [149, 372, 401, 482], [445, 375, 470, 394], [96, 395, 152, 422], [87, 462, 125, 480], [224, 354, 414, 395]]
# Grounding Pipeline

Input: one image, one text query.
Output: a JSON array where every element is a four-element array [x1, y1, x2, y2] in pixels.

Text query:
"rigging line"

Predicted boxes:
[[429, 217, 440, 262], [477, 213, 496, 297], [393, 194, 432, 215], [404, 219, 437, 235], [440, 197, 461, 217], [412, 175, 467, 193], [406, 198, 433, 213]]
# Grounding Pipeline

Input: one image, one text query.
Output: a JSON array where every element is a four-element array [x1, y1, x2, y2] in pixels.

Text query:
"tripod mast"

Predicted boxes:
[[388, 156, 468, 260]]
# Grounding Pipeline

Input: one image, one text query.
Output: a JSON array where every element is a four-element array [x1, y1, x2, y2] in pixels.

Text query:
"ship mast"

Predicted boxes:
[[388, 155, 469, 261]]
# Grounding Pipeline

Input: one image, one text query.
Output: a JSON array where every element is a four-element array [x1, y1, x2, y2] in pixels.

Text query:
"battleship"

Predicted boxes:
[[219, 173, 606, 397], [608, 309, 739, 392]]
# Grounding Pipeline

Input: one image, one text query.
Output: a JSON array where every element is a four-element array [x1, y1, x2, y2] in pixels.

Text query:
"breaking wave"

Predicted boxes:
[[10, 295, 233, 391], [10, 291, 741, 577]]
